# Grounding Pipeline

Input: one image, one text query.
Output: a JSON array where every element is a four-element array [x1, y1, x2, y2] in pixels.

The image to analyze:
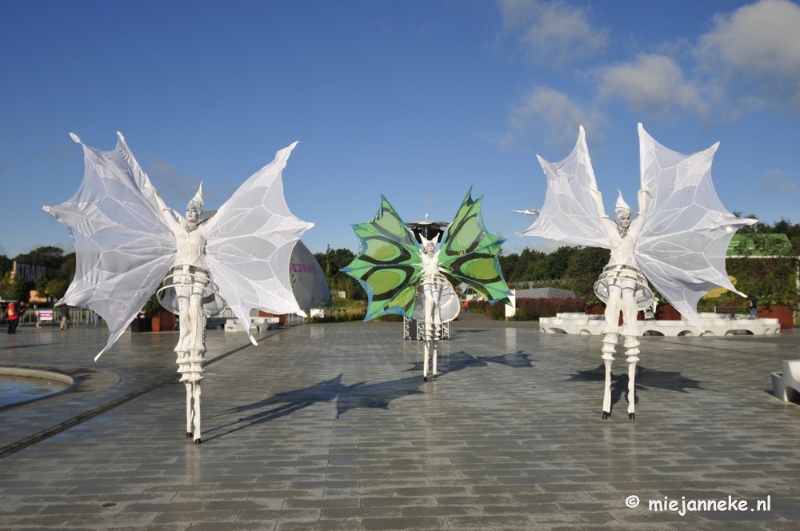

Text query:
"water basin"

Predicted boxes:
[[0, 374, 71, 408]]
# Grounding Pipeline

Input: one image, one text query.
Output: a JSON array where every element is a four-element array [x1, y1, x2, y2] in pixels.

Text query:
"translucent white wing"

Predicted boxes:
[[204, 142, 313, 345], [518, 126, 610, 249], [635, 123, 756, 330], [44, 133, 177, 359]]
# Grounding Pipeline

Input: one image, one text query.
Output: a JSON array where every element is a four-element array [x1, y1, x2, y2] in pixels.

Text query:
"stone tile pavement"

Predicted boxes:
[[1, 316, 799, 530]]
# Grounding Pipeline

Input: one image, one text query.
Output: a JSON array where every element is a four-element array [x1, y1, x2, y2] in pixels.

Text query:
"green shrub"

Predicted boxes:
[[308, 300, 366, 323], [465, 299, 512, 321]]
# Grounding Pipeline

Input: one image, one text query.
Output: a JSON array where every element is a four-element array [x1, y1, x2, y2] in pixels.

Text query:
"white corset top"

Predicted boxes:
[[609, 231, 635, 266], [176, 228, 206, 266]]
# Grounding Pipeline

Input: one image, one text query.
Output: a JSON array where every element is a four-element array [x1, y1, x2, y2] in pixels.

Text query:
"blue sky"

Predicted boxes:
[[2, 0, 800, 258]]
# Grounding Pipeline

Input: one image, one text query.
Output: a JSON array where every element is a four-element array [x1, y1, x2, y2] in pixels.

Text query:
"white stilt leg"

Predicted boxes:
[[185, 382, 193, 437], [624, 334, 640, 419], [187, 349, 205, 443], [432, 342, 438, 378], [423, 341, 430, 381], [621, 294, 639, 420], [192, 383, 202, 443], [601, 333, 617, 419]]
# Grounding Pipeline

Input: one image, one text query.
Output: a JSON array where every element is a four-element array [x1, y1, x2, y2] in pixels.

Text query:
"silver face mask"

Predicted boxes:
[[186, 183, 204, 222], [185, 206, 200, 222], [617, 211, 632, 229], [420, 234, 439, 255]]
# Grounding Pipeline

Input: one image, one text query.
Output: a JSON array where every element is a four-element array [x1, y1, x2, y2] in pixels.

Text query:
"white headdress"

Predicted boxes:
[[187, 182, 204, 215], [420, 233, 439, 250], [615, 190, 631, 217]]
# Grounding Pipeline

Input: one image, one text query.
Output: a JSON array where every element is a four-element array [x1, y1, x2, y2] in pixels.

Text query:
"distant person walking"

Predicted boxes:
[[748, 297, 758, 318], [6, 302, 19, 334], [59, 304, 69, 330]]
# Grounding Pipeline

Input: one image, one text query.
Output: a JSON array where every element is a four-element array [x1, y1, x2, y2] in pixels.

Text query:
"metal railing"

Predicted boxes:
[[12, 307, 307, 328], [16, 308, 102, 326]]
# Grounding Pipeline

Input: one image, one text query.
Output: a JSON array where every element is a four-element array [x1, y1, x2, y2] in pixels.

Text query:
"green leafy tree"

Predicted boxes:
[[504, 248, 547, 282], [565, 247, 610, 302], [0, 271, 25, 300], [726, 234, 797, 307], [34, 274, 69, 302], [498, 252, 518, 282], [314, 247, 366, 301], [6, 246, 74, 303], [545, 246, 577, 279], [0, 255, 11, 277], [13, 246, 66, 270]]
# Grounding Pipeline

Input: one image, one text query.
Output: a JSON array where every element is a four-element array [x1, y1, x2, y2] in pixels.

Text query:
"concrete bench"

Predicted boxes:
[[772, 360, 800, 403], [224, 317, 279, 333], [539, 313, 780, 336]]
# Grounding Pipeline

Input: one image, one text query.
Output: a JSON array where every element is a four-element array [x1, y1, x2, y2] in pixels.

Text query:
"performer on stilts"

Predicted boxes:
[[45, 133, 312, 443], [517, 123, 755, 419], [594, 193, 653, 419], [344, 190, 512, 381], [418, 235, 447, 380], [154, 185, 217, 442]]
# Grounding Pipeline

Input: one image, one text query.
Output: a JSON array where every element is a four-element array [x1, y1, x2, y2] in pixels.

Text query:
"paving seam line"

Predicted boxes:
[[0, 328, 287, 460], [640, 335, 794, 357]]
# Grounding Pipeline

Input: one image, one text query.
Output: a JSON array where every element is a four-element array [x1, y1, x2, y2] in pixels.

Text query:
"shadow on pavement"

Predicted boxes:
[[565, 364, 705, 415], [204, 350, 536, 442]]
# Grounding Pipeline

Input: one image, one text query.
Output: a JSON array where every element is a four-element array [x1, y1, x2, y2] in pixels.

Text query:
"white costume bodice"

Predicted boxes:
[[602, 215, 643, 267], [421, 250, 441, 281], [176, 224, 206, 267], [609, 230, 636, 266]]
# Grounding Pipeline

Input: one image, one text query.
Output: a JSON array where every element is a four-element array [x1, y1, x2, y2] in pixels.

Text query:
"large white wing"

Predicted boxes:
[[518, 126, 610, 249], [204, 142, 313, 345], [635, 123, 756, 330], [44, 133, 177, 360]]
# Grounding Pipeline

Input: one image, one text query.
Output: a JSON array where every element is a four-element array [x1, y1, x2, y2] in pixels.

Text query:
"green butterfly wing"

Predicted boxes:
[[343, 196, 422, 321], [439, 189, 512, 304]]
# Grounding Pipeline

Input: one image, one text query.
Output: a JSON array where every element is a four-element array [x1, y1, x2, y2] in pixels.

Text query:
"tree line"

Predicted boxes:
[[499, 214, 800, 308], [0, 246, 74, 303], [3, 215, 797, 306]]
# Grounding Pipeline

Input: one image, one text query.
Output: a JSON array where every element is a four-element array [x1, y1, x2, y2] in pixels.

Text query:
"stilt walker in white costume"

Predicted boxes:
[[154, 184, 218, 442], [517, 124, 755, 419], [344, 190, 512, 381], [594, 192, 653, 419], [45, 133, 313, 443], [418, 235, 447, 380]]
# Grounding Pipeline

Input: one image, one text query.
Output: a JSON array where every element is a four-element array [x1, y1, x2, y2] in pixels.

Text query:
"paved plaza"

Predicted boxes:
[[1, 315, 800, 530]]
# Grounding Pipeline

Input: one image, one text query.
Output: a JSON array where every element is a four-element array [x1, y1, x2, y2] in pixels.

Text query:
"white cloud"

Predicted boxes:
[[758, 169, 800, 196], [507, 86, 604, 151], [494, 0, 800, 144], [597, 53, 709, 117], [698, 0, 800, 109], [499, 0, 607, 63]]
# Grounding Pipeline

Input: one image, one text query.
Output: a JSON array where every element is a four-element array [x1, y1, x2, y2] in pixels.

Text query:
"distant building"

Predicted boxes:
[[514, 287, 578, 299], [10, 261, 46, 283], [290, 241, 332, 314]]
